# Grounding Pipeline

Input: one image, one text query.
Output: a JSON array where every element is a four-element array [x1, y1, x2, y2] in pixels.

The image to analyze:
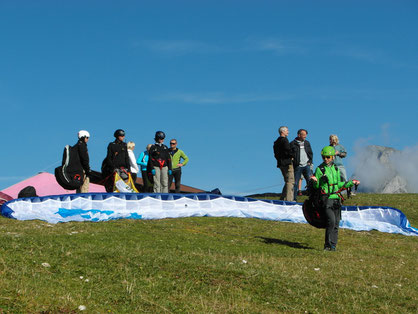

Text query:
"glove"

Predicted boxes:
[[151, 169, 156, 175], [168, 170, 172, 175]]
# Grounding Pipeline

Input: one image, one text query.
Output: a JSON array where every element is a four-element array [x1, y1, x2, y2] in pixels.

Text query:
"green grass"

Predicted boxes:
[[0, 193, 417, 313]]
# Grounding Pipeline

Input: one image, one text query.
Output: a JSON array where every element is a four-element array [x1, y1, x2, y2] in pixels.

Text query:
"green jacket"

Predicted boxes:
[[170, 149, 189, 169], [313, 162, 354, 199]]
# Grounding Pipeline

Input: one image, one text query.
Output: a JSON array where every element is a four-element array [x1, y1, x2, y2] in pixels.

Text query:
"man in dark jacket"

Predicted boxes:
[[273, 126, 295, 201], [101, 129, 130, 192], [75, 130, 91, 193], [290, 129, 313, 201]]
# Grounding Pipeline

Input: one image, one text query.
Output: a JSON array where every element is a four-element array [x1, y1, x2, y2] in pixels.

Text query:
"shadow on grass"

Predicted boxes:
[[256, 236, 313, 250]]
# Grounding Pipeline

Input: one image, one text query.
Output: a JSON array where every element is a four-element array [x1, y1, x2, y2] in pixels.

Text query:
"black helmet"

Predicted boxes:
[[155, 131, 165, 141], [114, 129, 125, 138]]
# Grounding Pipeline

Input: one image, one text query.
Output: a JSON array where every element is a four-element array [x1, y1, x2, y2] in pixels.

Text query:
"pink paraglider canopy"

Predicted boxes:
[[1, 172, 105, 199]]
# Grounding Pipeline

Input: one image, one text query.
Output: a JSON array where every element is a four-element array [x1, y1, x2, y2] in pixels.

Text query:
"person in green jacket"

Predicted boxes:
[[168, 139, 189, 193], [310, 146, 360, 251]]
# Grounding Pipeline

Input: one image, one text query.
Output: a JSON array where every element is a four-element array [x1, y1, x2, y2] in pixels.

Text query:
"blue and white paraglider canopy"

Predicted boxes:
[[1, 193, 417, 236]]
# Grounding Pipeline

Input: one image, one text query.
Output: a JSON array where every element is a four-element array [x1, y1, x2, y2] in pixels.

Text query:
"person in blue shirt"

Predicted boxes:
[[137, 144, 153, 192]]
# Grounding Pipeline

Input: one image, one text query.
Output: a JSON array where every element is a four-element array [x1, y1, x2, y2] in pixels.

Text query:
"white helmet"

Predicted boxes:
[[78, 130, 90, 139]]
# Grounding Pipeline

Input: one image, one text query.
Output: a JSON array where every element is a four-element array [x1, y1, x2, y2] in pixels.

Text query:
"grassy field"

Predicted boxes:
[[0, 193, 417, 313]]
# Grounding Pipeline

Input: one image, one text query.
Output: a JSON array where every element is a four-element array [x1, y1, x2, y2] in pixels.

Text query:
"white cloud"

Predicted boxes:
[[136, 37, 412, 68], [330, 46, 386, 64], [138, 39, 225, 55], [152, 91, 294, 105], [247, 38, 308, 55]]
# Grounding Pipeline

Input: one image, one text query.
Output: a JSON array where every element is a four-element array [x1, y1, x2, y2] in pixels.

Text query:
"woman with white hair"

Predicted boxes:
[[127, 141, 139, 183], [329, 134, 347, 181]]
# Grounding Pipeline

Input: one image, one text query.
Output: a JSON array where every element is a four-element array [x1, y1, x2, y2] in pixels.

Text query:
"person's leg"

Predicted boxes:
[[301, 165, 311, 190], [81, 176, 90, 193], [293, 166, 302, 201], [279, 166, 287, 200], [153, 167, 161, 193], [104, 174, 114, 193], [168, 172, 174, 193], [77, 173, 90, 193], [324, 199, 336, 250], [160, 166, 169, 193], [141, 171, 148, 192], [298, 178, 303, 193], [281, 164, 295, 202], [174, 169, 182, 193], [330, 201, 341, 248]]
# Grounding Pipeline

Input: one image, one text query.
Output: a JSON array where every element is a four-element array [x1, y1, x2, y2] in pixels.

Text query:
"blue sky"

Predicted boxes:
[[1, 0, 417, 195]]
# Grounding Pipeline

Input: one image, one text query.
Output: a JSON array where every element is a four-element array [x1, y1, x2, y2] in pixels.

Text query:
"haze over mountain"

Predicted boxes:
[[352, 145, 418, 193]]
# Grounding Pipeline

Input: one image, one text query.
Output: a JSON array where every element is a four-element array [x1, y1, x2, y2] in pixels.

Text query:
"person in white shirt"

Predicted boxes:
[[127, 141, 140, 183]]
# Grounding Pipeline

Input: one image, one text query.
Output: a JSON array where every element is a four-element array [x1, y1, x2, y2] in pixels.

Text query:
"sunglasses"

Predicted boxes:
[[170, 142, 176, 145], [322, 156, 332, 159]]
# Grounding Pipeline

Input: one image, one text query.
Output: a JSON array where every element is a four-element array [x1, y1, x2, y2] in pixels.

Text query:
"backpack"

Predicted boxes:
[[302, 164, 338, 229], [55, 145, 84, 190]]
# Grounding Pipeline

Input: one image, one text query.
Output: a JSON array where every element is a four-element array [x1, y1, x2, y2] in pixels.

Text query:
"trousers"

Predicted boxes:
[[153, 166, 168, 193], [324, 198, 342, 249], [76, 173, 90, 194], [279, 163, 295, 202], [168, 168, 182, 193]]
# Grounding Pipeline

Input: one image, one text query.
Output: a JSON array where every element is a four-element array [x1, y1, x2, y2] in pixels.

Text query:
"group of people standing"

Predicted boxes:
[[274, 125, 360, 251], [274, 126, 348, 202], [74, 129, 189, 194]]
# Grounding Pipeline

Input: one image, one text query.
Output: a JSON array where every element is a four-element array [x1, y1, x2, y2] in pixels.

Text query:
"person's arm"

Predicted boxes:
[[306, 141, 313, 164], [79, 144, 91, 173], [123, 144, 130, 171], [137, 152, 147, 167], [166, 146, 172, 170], [310, 167, 322, 189], [105, 144, 115, 171], [178, 150, 189, 167], [336, 145, 347, 158], [284, 138, 291, 157]]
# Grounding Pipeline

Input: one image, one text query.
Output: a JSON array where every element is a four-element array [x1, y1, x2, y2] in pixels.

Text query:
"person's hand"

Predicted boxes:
[[151, 169, 156, 175], [335, 150, 340, 156], [177, 163, 183, 167], [352, 179, 360, 185], [310, 176, 318, 182], [168, 170, 172, 175]]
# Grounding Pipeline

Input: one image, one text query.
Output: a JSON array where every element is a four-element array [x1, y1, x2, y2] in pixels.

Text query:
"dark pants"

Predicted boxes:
[[141, 170, 153, 192], [324, 198, 342, 249], [168, 168, 182, 193], [131, 172, 137, 183]]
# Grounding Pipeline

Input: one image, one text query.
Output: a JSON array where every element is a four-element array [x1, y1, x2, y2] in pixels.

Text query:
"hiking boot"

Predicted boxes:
[[324, 246, 336, 251]]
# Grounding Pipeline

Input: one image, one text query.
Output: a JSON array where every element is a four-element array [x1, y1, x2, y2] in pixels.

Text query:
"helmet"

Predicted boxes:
[[154, 131, 165, 141], [114, 129, 125, 138], [78, 130, 90, 139], [321, 146, 336, 156]]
